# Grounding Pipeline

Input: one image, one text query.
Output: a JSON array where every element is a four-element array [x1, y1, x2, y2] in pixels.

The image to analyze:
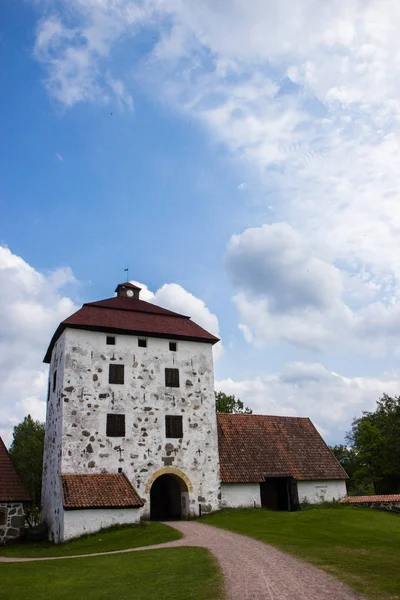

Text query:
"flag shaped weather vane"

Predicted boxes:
[[124, 268, 129, 282]]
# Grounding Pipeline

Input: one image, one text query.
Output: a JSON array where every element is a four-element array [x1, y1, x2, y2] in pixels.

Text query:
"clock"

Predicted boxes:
[[126, 289, 134, 297]]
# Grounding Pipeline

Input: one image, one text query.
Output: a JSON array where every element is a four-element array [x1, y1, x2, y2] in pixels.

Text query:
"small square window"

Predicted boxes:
[[109, 364, 124, 384], [165, 415, 183, 438], [138, 339, 147, 348], [106, 336, 116, 345], [106, 414, 125, 437], [165, 368, 179, 387], [169, 342, 177, 352], [53, 370, 57, 393]]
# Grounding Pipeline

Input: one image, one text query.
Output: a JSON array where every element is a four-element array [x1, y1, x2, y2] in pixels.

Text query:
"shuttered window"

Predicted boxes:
[[165, 368, 179, 387], [165, 416, 183, 438], [109, 364, 124, 384], [106, 414, 125, 437]]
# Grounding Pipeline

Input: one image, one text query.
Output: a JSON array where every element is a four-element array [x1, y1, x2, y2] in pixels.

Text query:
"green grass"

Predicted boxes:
[[0, 547, 223, 600], [0, 522, 181, 558], [201, 506, 400, 600]]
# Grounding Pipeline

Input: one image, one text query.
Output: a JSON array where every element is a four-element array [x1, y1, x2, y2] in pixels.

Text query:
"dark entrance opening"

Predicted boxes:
[[260, 477, 299, 511], [150, 474, 184, 520]]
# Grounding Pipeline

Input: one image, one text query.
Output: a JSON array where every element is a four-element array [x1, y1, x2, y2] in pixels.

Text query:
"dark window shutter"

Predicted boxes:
[[106, 336, 116, 345], [165, 368, 180, 387], [109, 364, 124, 384], [169, 342, 177, 351], [138, 339, 147, 348], [53, 370, 57, 392], [165, 416, 183, 438], [106, 414, 125, 437]]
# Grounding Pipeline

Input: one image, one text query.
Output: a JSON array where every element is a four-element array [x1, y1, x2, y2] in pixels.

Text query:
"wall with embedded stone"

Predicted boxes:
[[64, 507, 141, 541], [44, 326, 221, 540], [41, 335, 65, 543], [0, 502, 26, 545], [297, 480, 347, 503]]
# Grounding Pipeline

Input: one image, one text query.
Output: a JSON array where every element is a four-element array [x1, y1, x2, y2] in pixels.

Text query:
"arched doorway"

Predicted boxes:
[[150, 474, 188, 520]]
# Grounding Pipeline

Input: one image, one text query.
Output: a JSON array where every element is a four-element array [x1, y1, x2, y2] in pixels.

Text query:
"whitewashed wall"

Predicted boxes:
[[63, 508, 141, 541], [42, 336, 65, 543], [297, 480, 347, 503], [50, 327, 220, 532], [221, 483, 261, 508]]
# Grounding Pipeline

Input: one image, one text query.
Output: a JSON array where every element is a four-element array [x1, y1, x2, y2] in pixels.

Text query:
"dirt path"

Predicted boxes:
[[0, 520, 363, 600]]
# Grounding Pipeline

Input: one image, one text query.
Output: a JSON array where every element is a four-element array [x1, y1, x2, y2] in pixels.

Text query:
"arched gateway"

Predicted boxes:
[[149, 471, 190, 520]]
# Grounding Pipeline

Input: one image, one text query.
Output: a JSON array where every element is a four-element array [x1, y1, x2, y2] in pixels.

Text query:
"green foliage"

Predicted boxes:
[[9, 414, 45, 506], [1, 547, 223, 600], [215, 391, 253, 414], [201, 507, 400, 600], [329, 444, 374, 495], [0, 522, 180, 558], [346, 394, 400, 494]]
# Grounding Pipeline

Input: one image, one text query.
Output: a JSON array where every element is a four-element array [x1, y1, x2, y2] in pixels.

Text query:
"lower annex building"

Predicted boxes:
[[41, 282, 348, 542]]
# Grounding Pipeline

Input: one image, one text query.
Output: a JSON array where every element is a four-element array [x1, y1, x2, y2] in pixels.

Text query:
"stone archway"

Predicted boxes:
[[147, 468, 192, 521]]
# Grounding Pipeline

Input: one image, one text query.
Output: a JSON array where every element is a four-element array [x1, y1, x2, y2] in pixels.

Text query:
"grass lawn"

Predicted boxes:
[[0, 522, 181, 558], [201, 506, 400, 600], [1, 547, 223, 600]]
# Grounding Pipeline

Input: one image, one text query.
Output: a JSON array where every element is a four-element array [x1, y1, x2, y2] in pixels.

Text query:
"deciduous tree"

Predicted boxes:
[[215, 391, 253, 414], [9, 415, 45, 506]]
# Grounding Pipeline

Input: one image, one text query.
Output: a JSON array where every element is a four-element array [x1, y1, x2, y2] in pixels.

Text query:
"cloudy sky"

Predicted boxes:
[[2, 0, 400, 446]]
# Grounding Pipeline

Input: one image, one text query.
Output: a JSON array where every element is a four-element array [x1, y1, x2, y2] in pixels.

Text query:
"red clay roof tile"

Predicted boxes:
[[341, 494, 400, 503], [44, 295, 219, 363], [0, 437, 31, 503], [217, 414, 348, 483], [61, 473, 143, 509]]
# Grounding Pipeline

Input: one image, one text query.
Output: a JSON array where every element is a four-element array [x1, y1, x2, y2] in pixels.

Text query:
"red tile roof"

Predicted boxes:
[[0, 437, 31, 502], [217, 414, 348, 483], [341, 494, 400, 503], [44, 295, 219, 362], [61, 473, 143, 509]]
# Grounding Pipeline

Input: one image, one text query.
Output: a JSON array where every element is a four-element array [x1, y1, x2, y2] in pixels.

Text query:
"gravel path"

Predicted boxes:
[[0, 520, 363, 600]]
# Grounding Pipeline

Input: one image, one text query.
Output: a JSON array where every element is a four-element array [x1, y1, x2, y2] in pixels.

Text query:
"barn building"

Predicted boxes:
[[42, 282, 347, 542], [0, 437, 31, 544]]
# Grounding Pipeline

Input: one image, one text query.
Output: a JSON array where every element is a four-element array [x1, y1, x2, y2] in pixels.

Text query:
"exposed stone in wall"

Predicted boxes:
[[0, 503, 26, 545], [350, 501, 400, 513], [43, 328, 221, 540]]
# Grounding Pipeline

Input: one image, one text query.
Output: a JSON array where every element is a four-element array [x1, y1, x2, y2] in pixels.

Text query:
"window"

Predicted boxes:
[[165, 368, 179, 387], [109, 364, 124, 384], [169, 342, 177, 352], [0, 508, 7, 526], [53, 370, 57, 392], [138, 339, 147, 348], [165, 415, 183, 438], [106, 414, 125, 437], [106, 336, 115, 345]]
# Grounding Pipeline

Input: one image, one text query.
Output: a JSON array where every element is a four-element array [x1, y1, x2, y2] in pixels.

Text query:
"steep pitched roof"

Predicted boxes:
[[61, 473, 143, 509], [44, 295, 219, 362], [217, 414, 348, 483], [0, 437, 31, 502]]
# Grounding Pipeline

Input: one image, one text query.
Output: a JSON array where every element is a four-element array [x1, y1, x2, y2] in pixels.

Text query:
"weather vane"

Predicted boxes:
[[124, 267, 129, 282]]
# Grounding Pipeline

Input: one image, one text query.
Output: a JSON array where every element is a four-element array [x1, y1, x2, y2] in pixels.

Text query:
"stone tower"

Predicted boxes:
[[42, 282, 221, 542]]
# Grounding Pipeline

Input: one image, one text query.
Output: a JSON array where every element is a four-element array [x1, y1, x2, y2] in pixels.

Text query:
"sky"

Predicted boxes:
[[2, 0, 400, 446]]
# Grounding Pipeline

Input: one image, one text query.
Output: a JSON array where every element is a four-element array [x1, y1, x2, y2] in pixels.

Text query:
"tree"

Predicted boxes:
[[215, 391, 253, 414], [329, 444, 374, 496], [9, 415, 45, 506], [346, 394, 400, 494]]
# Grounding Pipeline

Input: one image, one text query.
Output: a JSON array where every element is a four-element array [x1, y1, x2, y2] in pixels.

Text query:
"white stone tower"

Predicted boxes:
[[42, 282, 221, 542]]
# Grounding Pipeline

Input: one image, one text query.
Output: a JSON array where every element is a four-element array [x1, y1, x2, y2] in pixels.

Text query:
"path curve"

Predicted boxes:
[[0, 521, 363, 600]]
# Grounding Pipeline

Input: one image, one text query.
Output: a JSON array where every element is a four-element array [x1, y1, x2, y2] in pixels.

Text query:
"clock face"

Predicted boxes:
[[126, 289, 134, 297]]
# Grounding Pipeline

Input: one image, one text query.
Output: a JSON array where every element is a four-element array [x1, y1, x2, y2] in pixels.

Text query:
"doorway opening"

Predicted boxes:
[[150, 474, 189, 520], [260, 477, 299, 511]]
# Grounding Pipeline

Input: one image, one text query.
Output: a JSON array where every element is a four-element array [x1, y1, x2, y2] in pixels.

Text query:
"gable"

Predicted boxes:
[[217, 414, 348, 483]]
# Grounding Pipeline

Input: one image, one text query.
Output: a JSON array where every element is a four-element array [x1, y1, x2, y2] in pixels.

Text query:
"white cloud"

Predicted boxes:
[[216, 361, 399, 443], [56, 153, 63, 161], [0, 247, 78, 446], [226, 222, 400, 355], [131, 280, 223, 358]]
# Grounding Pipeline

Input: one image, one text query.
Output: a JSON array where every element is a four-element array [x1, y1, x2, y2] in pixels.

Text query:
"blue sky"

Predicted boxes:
[[2, 0, 400, 446]]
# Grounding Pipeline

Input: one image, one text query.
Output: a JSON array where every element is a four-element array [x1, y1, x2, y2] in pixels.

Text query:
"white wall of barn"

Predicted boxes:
[[221, 483, 261, 508], [55, 327, 220, 526], [297, 480, 347, 503], [63, 508, 141, 541]]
